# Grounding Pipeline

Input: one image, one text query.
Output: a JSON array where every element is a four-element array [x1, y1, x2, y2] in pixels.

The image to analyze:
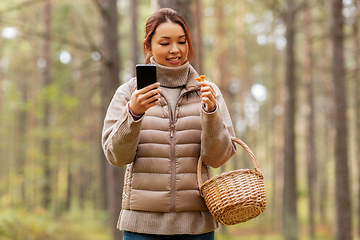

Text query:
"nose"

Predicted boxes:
[[170, 43, 180, 54]]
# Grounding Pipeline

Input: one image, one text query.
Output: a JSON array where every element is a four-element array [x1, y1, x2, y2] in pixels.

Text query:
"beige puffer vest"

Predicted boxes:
[[122, 78, 212, 213]]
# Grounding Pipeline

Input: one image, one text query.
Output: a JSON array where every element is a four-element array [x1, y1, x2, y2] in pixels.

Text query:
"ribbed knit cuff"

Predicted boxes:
[[202, 103, 217, 113], [127, 102, 144, 121]]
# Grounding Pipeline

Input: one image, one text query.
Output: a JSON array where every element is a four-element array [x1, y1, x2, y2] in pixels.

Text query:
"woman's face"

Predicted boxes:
[[147, 21, 188, 67]]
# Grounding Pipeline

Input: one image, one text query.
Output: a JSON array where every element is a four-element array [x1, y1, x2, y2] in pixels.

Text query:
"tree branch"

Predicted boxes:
[[92, 0, 110, 19], [73, 4, 101, 54], [0, 18, 97, 53], [295, 1, 307, 14], [92, 0, 103, 11], [0, 0, 43, 15]]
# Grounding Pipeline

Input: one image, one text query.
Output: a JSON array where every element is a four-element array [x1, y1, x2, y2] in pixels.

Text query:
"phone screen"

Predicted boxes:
[[136, 64, 157, 89]]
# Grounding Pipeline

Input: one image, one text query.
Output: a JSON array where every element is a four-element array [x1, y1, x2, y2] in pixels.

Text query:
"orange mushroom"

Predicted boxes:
[[195, 75, 206, 82]]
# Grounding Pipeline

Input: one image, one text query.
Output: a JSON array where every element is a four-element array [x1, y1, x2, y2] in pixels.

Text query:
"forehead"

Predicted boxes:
[[153, 21, 185, 38]]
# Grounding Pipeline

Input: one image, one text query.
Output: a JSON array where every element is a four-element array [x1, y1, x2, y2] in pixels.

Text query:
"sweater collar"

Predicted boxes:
[[150, 57, 190, 88]]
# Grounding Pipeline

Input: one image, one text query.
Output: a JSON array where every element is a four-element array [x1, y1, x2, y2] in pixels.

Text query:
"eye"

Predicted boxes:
[[160, 43, 169, 46], [179, 41, 187, 44]]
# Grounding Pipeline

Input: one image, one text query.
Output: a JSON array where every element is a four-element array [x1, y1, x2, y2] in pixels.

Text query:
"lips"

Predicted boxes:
[[167, 57, 181, 64]]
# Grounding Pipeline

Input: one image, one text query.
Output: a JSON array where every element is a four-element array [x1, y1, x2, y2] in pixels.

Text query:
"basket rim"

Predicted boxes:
[[199, 168, 265, 194]]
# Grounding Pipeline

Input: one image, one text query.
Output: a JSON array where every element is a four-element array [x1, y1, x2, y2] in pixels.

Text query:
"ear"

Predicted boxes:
[[144, 40, 152, 55]]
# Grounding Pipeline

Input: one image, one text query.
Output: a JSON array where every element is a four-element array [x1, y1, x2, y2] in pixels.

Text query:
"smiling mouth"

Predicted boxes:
[[167, 57, 180, 63]]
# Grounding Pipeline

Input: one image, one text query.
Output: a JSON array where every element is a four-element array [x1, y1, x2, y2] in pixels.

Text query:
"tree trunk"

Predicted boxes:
[[266, 3, 283, 231], [191, 0, 203, 74], [212, 1, 230, 99], [303, 3, 316, 239], [353, 1, 360, 239], [130, 0, 139, 67], [271, 46, 283, 232], [79, 167, 86, 209], [214, 2, 231, 234], [282, 0, 298, 239], [15, 69, 28, 205], [97, 3, 109, 213], [157, 0, 193, 28], [96, 0, 124, 239], [319, 121, 330, 224], [65, 162, 72, 211], [318, 3, 334, 225], [41, 0, 52, 210], [330, 1, 352, 239]]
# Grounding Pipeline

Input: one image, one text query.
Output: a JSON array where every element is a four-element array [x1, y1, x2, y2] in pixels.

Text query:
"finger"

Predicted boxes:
[[144, 93, 161, 105], [202, 98, 216, 112], [201, 88, 216, 101], [202, 85, 216, 97], [148, 98, 161, 108], [138, 82, 160, 94], [198, 81, 210, 87], [144, 88, 161, 99], [200, 83, 215, 93], [202, 93, 216, 105]]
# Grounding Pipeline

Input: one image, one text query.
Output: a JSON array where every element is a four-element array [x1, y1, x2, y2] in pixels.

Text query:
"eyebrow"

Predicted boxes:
[[160, 35, 186, 39]]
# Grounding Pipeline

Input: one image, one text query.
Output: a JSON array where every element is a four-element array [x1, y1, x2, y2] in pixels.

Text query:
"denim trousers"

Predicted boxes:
[[123, 231, 215, 240]]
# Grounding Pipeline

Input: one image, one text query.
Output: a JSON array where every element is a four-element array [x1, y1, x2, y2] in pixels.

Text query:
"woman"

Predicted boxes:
[[102, 8, 236, 240]]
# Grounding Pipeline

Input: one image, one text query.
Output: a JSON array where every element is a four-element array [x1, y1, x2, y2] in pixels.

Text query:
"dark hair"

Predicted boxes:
[[143, 8, 194, 64]]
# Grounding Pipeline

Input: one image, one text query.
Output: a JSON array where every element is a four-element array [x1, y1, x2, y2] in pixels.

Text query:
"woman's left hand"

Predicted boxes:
[[198, 81, 216, 112]]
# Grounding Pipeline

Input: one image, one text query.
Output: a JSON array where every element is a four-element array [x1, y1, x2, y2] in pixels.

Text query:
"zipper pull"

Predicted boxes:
[[170, 124, 175, 138]]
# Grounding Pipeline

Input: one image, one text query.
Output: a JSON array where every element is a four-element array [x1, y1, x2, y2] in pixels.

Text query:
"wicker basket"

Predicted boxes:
[[197, 137, 267, 225]]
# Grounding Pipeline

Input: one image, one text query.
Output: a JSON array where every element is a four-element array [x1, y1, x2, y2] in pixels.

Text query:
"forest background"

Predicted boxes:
[[0, 0, 359, 240]]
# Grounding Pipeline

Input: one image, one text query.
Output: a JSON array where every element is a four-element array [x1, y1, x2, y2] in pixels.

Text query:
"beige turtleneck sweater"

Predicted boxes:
[[150, 57, 189, 118]]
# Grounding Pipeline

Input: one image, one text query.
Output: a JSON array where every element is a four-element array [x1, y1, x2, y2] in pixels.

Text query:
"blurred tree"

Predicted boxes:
[[302, 2, 316, 239], [95, 2, 108, 212], [212, 4, 230, 235], [269, 15, 285, 233], [353, 0, 360, 238], [41, 0, 52, 210], [330, 0, 352, 240], [212, 1, 230, 99], [317, 2, 333, 226], [14, 17, 29, 206], [94, 0, 124, 239], [282, 0, 299, 239], [65, 154, 72, 211], [130, 0, 139, 68], [157, 0, 193, 28], [191, 0, 203, 74]]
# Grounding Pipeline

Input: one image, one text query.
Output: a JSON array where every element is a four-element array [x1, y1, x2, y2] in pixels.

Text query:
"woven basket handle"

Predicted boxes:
[[197, 137, 263, 187]]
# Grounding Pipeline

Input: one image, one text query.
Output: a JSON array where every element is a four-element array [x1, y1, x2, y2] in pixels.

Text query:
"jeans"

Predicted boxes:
[[123, 231, 215, 240]]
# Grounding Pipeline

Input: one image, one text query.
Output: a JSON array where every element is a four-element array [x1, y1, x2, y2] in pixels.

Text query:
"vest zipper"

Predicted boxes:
[[160, 92, 177, 212], [170, 122, 176, 211], [165, 90, 192, 212]]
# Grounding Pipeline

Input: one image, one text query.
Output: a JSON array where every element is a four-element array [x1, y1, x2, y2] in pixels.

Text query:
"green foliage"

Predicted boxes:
[[0, 209, 74, 240], [0, 209, 110, 240]]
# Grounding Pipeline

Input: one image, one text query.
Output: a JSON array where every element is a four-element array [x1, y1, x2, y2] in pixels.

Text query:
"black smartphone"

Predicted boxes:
[[136, 64, 157, 89]]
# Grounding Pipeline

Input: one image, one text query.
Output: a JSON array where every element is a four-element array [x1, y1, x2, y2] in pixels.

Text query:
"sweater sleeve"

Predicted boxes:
[[200, 83, 237, 168], [101, 80, 142, 168]]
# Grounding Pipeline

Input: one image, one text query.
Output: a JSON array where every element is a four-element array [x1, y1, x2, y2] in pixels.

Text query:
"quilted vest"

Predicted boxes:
[[121, 77, 212, 212]]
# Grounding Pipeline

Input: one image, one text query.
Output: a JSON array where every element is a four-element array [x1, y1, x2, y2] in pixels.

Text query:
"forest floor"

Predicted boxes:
[[0, 208, 334, 240], [216, 224, 333, 240]]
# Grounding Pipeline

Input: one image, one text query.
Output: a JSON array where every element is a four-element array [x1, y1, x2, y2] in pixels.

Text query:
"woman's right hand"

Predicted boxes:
[[129, 82, 161, 115]]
